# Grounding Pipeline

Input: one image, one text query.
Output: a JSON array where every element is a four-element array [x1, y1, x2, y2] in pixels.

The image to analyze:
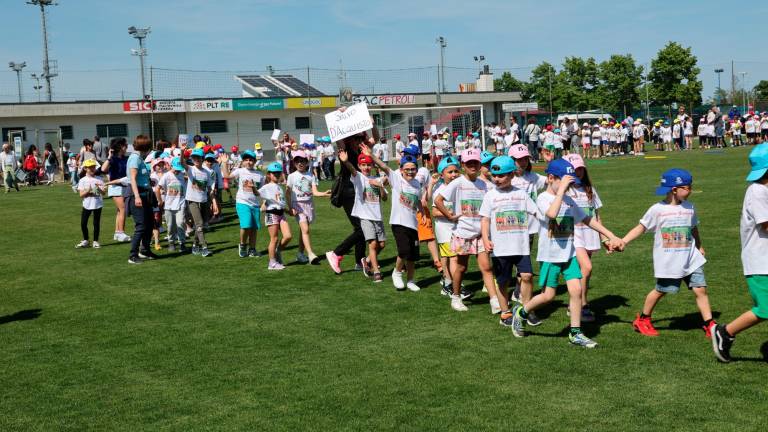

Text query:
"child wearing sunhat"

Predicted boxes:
[[622, 168, 716, 338], [431, 156, 466, 297], [510, 158, 624, 348], [259, 162, 292, 271], [480, 155, 540, 328], [221, 150, 264, 258], [75, 159, 107, 249], [712, 144, 768, 362], [157, 156, 187, 252]]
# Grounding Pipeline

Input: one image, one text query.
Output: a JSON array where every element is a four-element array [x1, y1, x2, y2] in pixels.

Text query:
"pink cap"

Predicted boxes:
[[461, 148, 481, 163], [508, 144, 530, 159], [291, 150, 309, 160], [563, 153, 585, 169]]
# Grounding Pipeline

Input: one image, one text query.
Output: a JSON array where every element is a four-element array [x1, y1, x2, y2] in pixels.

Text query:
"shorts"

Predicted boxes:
[[392, 224, 419, 262], [762, 130, 768, 139], [361, 219, 386, 242], [492, 255, 533, 287], [264, 211, 286, 226], [748, 132, 758, 140], [236, 202, 262, 230], [417, 211, 435, 241], [292, 201, 315, 224], [421, 154, 431, 163], [438, 242, 456, 258], [450, 234, 486, 256], [581, 141, 590, 149], [655, 266, 707, 293], [592, 141, 600, 147], [747, 275, 768, 319], [601, 140, 608, 146], [107, 185, 123, 197], [539, 257, 582, 288]]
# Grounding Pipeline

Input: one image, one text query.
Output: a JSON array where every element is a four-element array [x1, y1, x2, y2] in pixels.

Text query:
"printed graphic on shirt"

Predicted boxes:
[[192, 177, 208, 191], [364, 183, 381, 203], [495, 210, 527, 232], [295, 177, 312, 198], [661, 226, 693, 250], [460, 199, 483, 218], [399, 191, 419, 211], [166, 183, 182, 196], [548, 216, 574, 239]]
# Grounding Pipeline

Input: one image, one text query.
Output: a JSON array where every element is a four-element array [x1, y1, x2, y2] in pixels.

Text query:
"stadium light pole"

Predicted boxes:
[[714, 68, 724, 105], [128, 26, 151, 99], [436, 36, 446, 93], [740, 71, 748, 112], [9, 62, 27, 103], [27, 0, 57, 102], [31, 73, 43, 102]]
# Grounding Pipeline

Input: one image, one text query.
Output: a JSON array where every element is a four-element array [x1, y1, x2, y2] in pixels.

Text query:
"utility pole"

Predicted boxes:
[[731, 60, 735, 105], [436, 36, 447, 93], [548, 68, 553, 123], [27, 0, 57, 102], [9, 62, 27, 103], [740, 72, 748, 111], [715, 68, 724, 105], [128, 26, 151, 99]]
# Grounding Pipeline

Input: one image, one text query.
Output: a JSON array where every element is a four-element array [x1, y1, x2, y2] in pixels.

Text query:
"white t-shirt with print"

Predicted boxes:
[[78, 175, 105, 210], [389, 169, 422, 230], [512, 171, 547, 234], [639, 201, 706, 279], [185, 166, 213, 203], [535, 191, 588, 263], [286, 171, 317, 203], [258, 182, 286, 211], [740, 182, 768, 275], [569, 186, 603, 251], [479, 186, 539, 257], [745, 119, 757, 133], [415, 167, 431, 188], [432, 183, 455, 244], [437, 175, 489, 239], [159, 171, 186, 211], [434, 139, 448, 156], [351, 173, 384, 222], [421, 139, 432, 155], [230, 167, 264, 207]]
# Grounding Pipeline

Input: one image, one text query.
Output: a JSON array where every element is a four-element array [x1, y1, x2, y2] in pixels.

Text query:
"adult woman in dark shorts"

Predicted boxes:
[[101, 138, 131, 242]]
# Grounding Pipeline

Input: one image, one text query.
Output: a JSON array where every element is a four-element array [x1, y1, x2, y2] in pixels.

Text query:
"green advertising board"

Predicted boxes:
[[233, 98, 284, 111]]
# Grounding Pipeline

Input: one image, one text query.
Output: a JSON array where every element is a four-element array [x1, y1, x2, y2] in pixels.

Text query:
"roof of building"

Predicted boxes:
[[235, 74, 326, 98]]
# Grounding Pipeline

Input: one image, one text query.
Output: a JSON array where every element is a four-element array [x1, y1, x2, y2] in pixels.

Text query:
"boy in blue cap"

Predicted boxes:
[[712, 144, 768, 362], [220, 150, 264, 258], [511, 158, 624, 347], [622, 168, 716, 338]]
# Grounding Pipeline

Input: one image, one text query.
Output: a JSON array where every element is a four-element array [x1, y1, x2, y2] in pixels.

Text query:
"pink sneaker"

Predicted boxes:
[[268, 260, 285, 271], [325, 251, 343, 274]]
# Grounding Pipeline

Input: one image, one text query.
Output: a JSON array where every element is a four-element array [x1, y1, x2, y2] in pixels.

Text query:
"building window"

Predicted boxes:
[[96, 124, 128, 138], [200, 120, 228, 134], [60, 126, 74, 140], [295, 116, 311, 129], [391, 113, 403, 123], [2, 127, 27, 141], [262, 118, 280, 131]]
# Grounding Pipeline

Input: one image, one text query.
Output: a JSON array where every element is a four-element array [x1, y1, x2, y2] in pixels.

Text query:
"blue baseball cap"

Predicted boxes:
[[400, 154, 419, 167], [471, 132, 479, 137], [191, 148, 204, 158], [204, 152, 216, 161], [171, 156, 184, 171], [655, 168, 692, 195], [489, 156, 517, 175], [480, 150, 495, 164], [746, 143, 768, 181], [437, 155, 459, 173], [545, 158, 581, 185], [403, 144, 420, 156], [241, 150, 256, 160], [267, 162, 283, 173]]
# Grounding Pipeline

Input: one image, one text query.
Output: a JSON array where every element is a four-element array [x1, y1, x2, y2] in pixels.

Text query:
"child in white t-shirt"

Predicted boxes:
[[187, 150, 215, 257], [712, 144, 768, 361], [286, 150, 331, 265], [511, 158, 623, 347], [480, 155, 540, 328], [150, 158, 167, 252], [157, 157, 187, 252], [432, 155, 463, 296], [339, 150, 388, 282], [221, 150, 264, 258], [623, 168, 715, 338], [75, 159, 107, 249], [259, 162, 292, 270]]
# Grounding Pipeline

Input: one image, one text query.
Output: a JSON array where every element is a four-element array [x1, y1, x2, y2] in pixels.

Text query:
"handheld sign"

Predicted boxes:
[[271, 129, 281, 141], [178, 134, 189, 147], [325, 102, 373, 142], [429, 124, 438, 136], [300, 134, 315, 146]]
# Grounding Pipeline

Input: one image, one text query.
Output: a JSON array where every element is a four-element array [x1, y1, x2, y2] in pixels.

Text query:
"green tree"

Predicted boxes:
[[493, 71, 526, 95], [559, 56, 598, 111], [753, 80, 768, 100], [525, 62, 560, 112], [597, 54, 644, 115], [648, 41, 703, 108]]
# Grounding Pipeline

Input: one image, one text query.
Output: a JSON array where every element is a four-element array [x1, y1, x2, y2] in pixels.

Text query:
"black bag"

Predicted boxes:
[[330, 176, 343, 208]]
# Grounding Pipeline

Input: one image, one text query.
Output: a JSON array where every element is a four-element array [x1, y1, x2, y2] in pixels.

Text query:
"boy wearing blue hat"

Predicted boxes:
[[622, 168, 716, 338], [511, 158, 624, 347], [480, 156, 540, 327], [712, 144, 768, 362], [157, 156, 187, 252], [221, 150, 264, 258]]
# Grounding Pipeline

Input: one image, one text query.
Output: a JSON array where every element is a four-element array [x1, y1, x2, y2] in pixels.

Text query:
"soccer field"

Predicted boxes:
[[1, 148, 767, 431]]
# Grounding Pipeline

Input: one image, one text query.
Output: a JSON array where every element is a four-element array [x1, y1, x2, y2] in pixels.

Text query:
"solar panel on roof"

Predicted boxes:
[[235, 74, 326, 97]]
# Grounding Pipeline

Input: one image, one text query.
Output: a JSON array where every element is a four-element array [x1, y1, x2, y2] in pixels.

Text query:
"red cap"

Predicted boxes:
[[203, 145, 212, 154], [546, 124, 553, 131], [231, 146, 238, 152], [183, 149, 192, 158], [453, 132, 459, 138], [213, 144, 223, 150], [358, 154, 373, 165], [423, 131, 430, 136], [394, 134, 401, 140]]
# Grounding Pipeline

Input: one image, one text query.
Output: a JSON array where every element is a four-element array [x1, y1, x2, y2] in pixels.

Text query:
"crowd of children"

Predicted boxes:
[[68, 125, 767, 358]]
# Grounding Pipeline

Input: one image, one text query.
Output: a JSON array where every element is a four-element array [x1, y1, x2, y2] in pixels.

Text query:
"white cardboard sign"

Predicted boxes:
[[178, 134, 188, 147], [271, 129, 281, 141], [299, 134, 315, 145], [429, 124, 438, 136], [325, 102, 373, 142]]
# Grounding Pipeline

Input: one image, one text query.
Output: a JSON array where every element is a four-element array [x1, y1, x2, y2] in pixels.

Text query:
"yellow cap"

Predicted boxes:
[[82, 159, 98, 168], [195, 142, 204, 149], [254, 142, 262, 150]]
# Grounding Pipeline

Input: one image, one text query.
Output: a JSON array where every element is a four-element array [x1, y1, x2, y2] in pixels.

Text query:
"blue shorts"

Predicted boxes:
[[236, 203, 261, 230], [655, 266, 706, 293], [492, 255, 533, 287]]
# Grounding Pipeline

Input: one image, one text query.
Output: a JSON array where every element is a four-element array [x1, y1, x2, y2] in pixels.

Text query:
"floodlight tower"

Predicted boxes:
[[128, 26, 151, 99], [27, 0, 58, 102], [9, 62, 27, 102], [436, 36, 447, 93], [31, 73, 43, 102]]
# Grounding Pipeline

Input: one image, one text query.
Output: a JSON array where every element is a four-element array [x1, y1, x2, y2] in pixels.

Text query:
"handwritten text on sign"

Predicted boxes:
[[325, 103, 373, 142]]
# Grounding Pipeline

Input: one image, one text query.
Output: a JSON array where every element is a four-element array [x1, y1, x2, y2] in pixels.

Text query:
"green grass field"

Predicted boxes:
[[2, 147, 767, 431]]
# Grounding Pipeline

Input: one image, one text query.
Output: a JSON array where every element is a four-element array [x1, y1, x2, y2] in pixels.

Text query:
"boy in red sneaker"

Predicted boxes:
[[622, 169, 716, 337]]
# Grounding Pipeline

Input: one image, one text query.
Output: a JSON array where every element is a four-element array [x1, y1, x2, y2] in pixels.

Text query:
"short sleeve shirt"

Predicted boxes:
[[639, 201, 706, 278], [159, 171, 186, 211], [438, 176, 489, 239], [126, 153, 150, 189], [286, 171, 317, 203], [740, 183, 768, 275], [231, 167, 264, 207], [258, 182, 286, 211], [78, 175, 105, 210], [536, 191, 588, 263], [479, 187, 539, 257], [351, 173, 384, 221], [185, 166, 213, 203], [569, 186, 603, 251], [389, 169, 422, 230]]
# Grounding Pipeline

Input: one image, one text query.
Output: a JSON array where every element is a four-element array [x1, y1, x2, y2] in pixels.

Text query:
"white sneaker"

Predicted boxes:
[[113, 233, 120, 241], [75, 240, 89, 248], [92, 241, 101, 249], [451, 294, 468, 312], [490, 296, 502, 314], [392, 270, 405, 290], [406, 281, 421, 292]]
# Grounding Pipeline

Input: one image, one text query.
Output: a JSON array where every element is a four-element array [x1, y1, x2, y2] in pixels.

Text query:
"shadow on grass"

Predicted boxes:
[[528, 294, 631, 338], [655, 311, 722, 331], [0, 309, 42, 325]]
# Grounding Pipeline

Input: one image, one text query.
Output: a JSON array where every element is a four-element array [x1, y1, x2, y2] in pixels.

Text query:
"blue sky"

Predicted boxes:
[[2, 0, 766, 102]]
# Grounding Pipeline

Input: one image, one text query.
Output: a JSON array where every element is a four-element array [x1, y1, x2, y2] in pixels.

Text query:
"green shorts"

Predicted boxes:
[[539, 257, 582, 288], [747, 275, 768, 319]]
